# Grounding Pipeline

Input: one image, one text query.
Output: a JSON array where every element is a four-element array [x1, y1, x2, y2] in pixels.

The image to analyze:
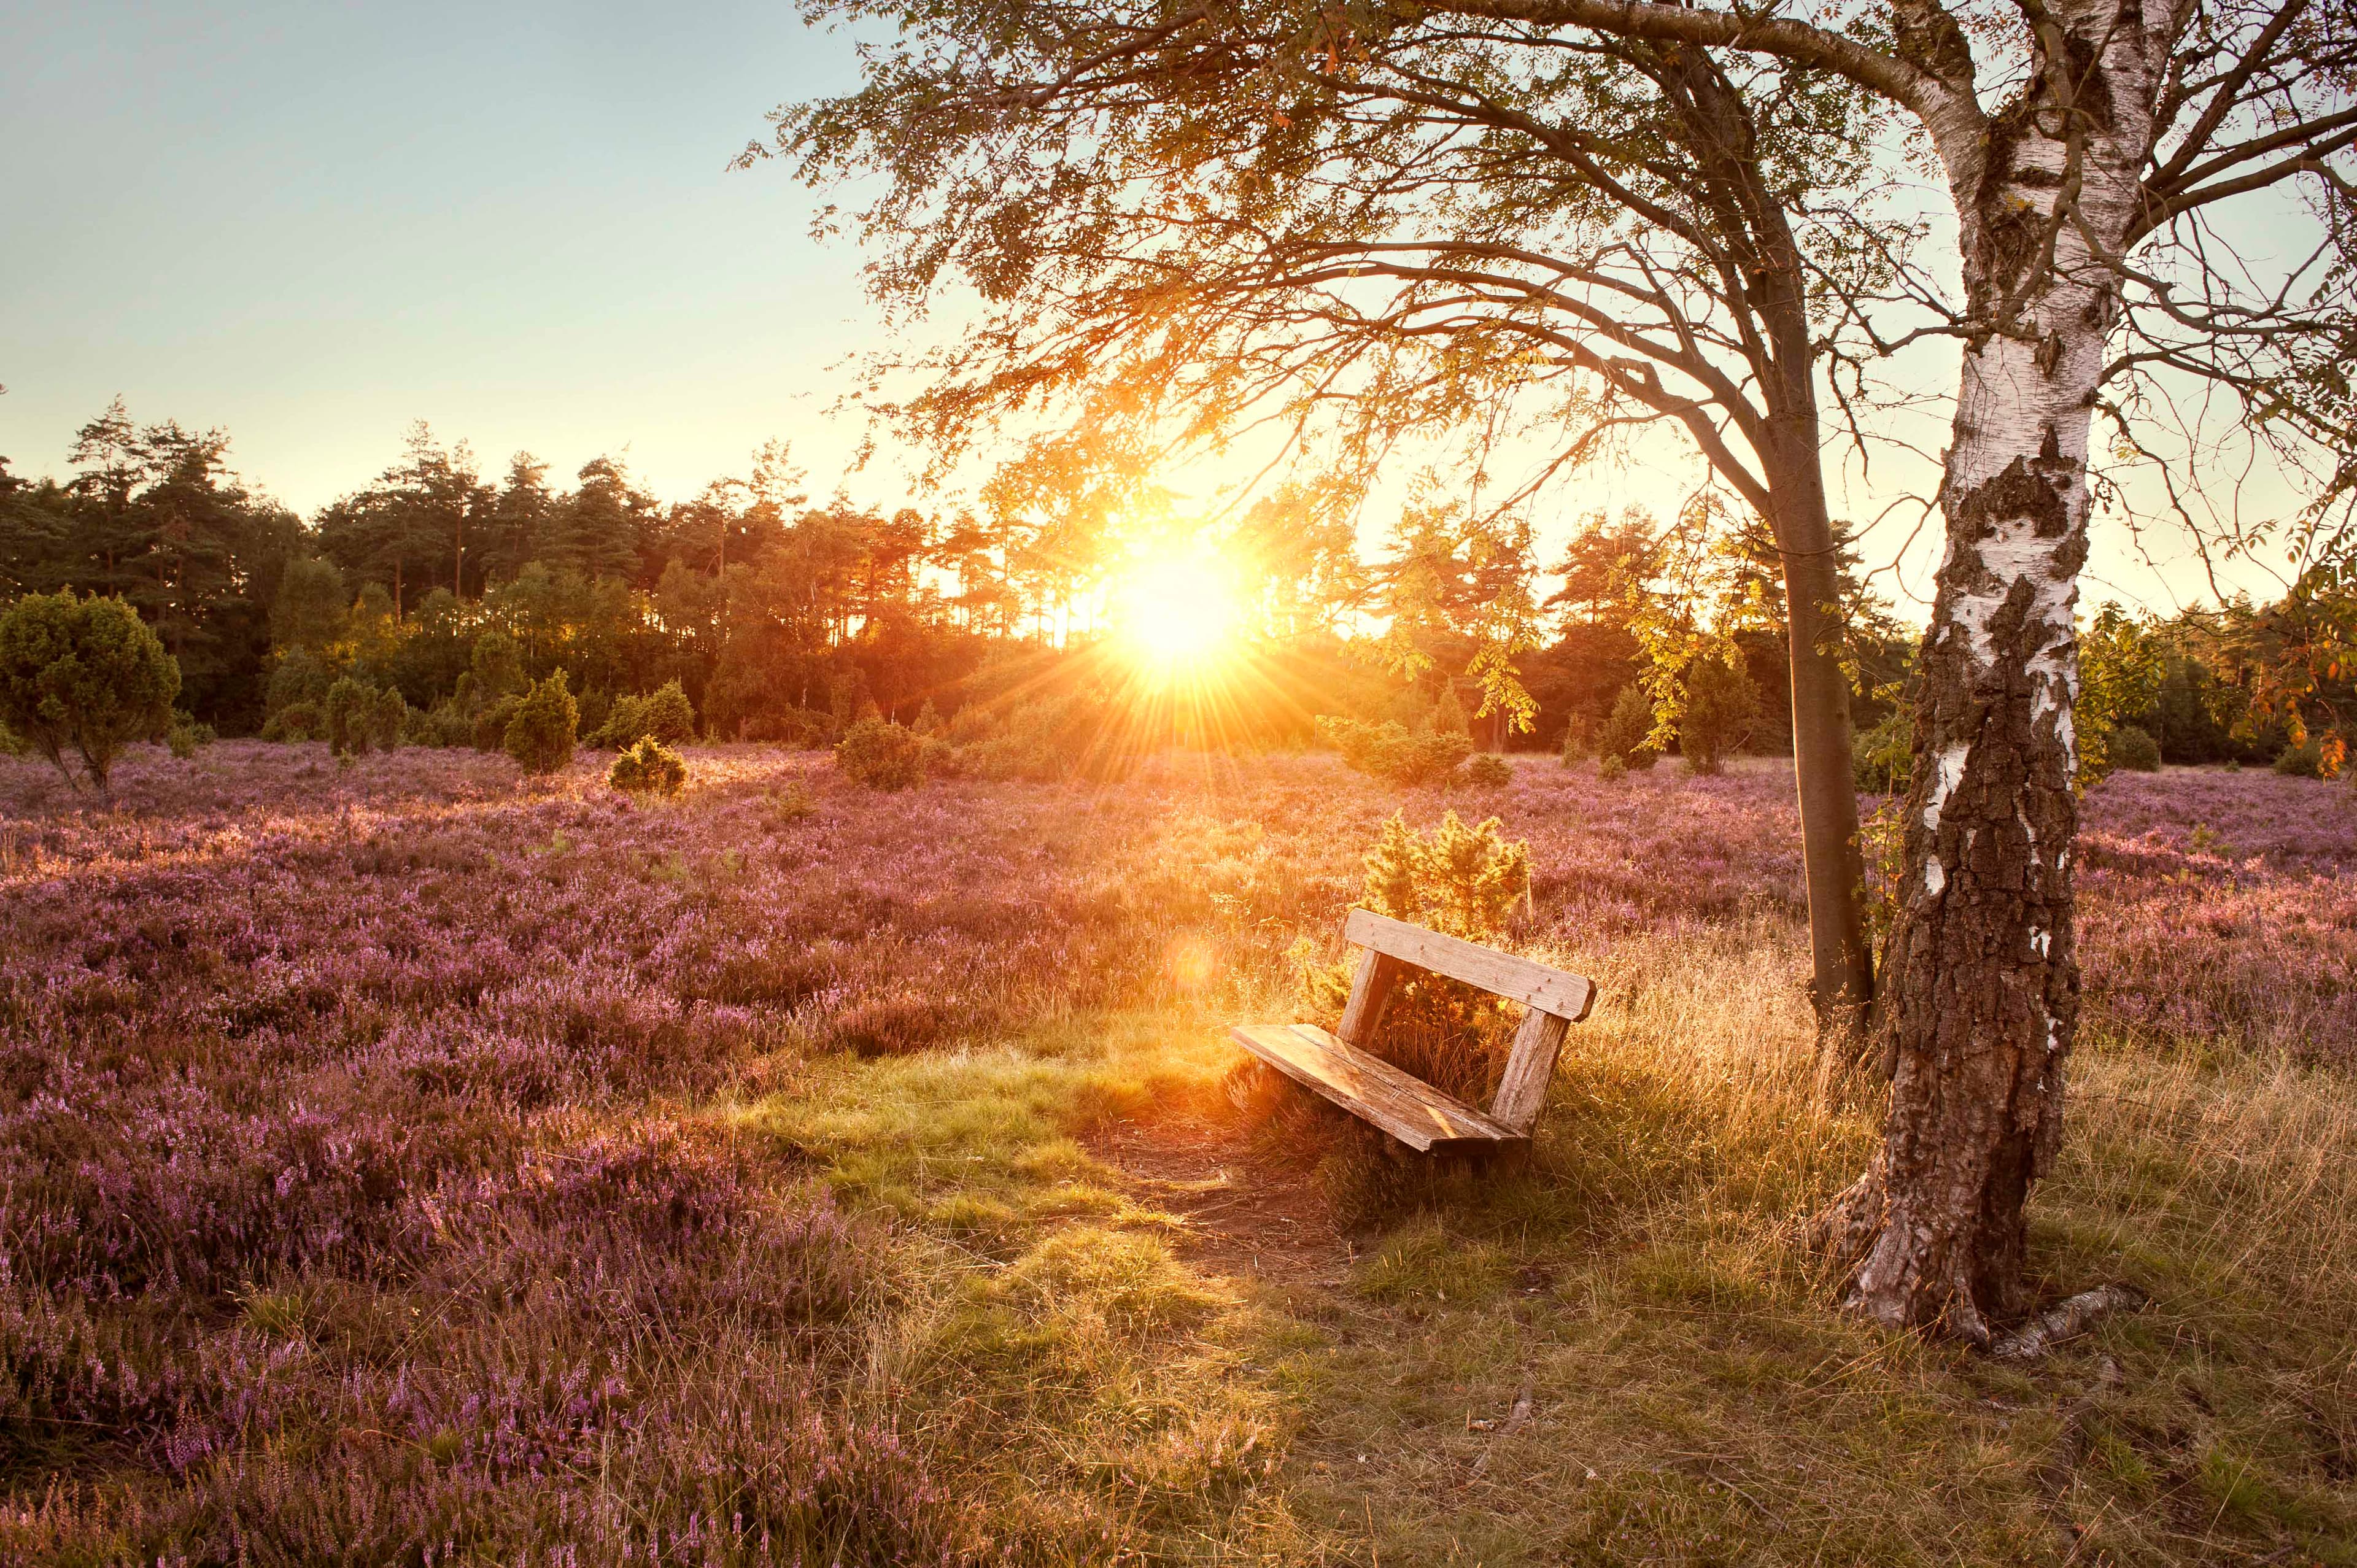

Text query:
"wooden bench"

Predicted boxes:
[[1230, 909, 1597, 1153]]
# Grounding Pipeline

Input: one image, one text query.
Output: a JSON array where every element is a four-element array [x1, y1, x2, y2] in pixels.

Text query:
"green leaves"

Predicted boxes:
[[0, 590, 180, 793], [505, 670, 579, 776], [1358, 807, 1530, 943]]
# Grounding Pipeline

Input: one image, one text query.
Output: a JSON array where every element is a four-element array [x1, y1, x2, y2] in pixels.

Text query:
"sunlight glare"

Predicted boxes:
[[1117, 554, 1240, 667]]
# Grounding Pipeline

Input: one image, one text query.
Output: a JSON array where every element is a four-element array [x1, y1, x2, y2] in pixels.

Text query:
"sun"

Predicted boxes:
[[1116, 554, 1240, 666]]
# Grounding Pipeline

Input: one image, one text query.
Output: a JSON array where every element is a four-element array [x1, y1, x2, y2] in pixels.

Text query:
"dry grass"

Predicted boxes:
[[1248, 919, 2357, 1566]]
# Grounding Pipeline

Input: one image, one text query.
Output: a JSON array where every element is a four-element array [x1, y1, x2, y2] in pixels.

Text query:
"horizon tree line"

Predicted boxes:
[[0, 399, 2338, 773]]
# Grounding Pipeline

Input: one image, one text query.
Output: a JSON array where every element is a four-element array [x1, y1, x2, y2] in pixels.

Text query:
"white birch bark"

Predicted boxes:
[[1820, 0, 2177, 1335]]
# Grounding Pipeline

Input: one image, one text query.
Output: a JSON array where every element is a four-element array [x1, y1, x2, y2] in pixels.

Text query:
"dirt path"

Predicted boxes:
[[1088, 1113, 1357, 1289]]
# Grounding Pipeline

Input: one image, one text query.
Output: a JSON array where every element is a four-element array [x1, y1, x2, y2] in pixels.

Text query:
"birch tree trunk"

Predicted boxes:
[[1816, 1, 2165, 1338]]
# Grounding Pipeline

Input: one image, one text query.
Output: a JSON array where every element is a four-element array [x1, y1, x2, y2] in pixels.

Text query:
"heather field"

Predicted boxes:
[[3, 743, 2355, 1566]]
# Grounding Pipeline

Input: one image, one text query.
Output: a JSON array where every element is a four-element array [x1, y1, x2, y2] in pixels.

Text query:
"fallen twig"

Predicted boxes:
[[1470, 1375, 1536, 1475]]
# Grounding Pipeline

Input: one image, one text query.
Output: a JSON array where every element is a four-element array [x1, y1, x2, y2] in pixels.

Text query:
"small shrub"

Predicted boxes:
[[1852, 708, 1913, 793], [505, 671, 578, 776], [166, 714, 215, 759], [1558, 713, 1591, 764], [1678, 655, 1760, 774], [1461, 752, 1512, 789], [608, 736, 687, 798], [261, 701, 324, 743], [911, 698, 945, 736], [323, 677, 375, 757], [1362, 809, 1531, 940], [0, 590, 181, 793], [472, 694, 524, 752], [592, 693, 650, 749], [837, 716, 924, 790], [2274, 733, 2344, 779], [2109, 722, 2162, 773], [1281, 811, 1531, 1112], [764, 780, 818, 823], [640, 679, 697, 743], [1314, 716, 1472, 786], [1594, 682, 1660, 771], [1597, 752, 1628, 783]]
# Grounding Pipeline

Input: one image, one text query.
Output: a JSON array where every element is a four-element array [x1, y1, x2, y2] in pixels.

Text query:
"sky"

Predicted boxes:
[[0, 1, 2311, 621], [1, 1, 881, 508]]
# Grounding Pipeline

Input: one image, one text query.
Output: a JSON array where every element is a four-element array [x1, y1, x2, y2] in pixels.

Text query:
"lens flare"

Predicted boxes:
[[1116, 554, 1239, 667]]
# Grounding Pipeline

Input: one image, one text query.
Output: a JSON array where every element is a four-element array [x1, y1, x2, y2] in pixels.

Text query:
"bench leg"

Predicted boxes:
[[1490, 1009, 1570, 1134], [1336, 950, 1406, 1048]]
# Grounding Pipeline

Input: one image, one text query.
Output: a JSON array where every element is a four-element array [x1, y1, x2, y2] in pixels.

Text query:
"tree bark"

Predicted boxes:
[[1763, 441, 1874, 1025], [1816, 4, 2161, 1338]]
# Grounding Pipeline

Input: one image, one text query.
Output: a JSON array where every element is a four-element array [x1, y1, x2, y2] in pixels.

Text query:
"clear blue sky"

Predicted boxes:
[[1, 0, 880, 513]]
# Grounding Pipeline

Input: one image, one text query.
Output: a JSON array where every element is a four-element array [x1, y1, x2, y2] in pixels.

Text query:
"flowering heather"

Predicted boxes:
[[0, 741, 2350, 1559], [2074, 768, 2357, 1056]]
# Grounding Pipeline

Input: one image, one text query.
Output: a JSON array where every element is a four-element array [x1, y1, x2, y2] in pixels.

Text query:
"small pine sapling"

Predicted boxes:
[[505, 671, 578, 775], [1312, 811, 1533, 1102], [835, 716, 924, 790], [639, 679, 697, 744], [1594, 683, 1660, 771], [0, 590, 182, 794], [1462, 753, 1512, 789], [1313, 715, 1473, 786], [608, 736, 688, 797], [1676, 655, 1761, 776]]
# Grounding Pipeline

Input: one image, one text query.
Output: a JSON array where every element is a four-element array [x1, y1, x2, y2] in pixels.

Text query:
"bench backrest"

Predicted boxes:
[[1336, 908, 1596, 1135], [1343, 909, 1596, 1022]]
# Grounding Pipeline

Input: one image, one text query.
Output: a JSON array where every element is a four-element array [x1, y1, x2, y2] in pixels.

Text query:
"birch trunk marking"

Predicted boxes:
[[1816, 0, 2174, 1336]]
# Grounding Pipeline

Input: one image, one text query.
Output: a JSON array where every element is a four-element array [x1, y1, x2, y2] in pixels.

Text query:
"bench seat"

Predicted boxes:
[[1231, 909, 1596, 1151], [1229, 1022, 1522, 1153]]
